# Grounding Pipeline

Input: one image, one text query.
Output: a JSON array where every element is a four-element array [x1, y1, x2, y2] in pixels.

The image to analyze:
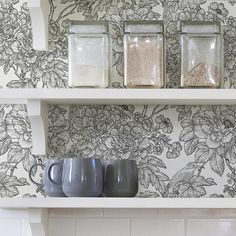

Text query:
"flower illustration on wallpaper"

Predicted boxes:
[[4, 107, 38, 174], [208, 2, 229, 21], [180, 106, 236, 180]]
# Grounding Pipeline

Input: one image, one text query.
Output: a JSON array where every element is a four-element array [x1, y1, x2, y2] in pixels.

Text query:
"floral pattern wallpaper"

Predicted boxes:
[[0, 0, 236, 198]]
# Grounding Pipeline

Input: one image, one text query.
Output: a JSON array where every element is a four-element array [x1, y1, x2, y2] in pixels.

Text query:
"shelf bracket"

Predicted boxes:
[[28, 208, 48, 236], [28, 0, 49, 50], [27, 100, 48, 155]]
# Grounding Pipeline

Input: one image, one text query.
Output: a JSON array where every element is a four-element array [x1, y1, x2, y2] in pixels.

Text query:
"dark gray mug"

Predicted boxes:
[[29, 160, 66, 197], [49, 158, 103, 197], [103, 159, 138, 197]]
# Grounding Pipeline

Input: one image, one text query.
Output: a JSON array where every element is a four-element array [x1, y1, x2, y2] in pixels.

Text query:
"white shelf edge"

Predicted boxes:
[[28, 0, 49, 50], [0, 89, 236, 105], [1, 198, 236, 209]]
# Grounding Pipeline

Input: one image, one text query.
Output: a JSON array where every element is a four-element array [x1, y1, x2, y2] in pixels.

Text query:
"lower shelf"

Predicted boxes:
[[0, 198, 235, 236], [0, 197, 236, 209]]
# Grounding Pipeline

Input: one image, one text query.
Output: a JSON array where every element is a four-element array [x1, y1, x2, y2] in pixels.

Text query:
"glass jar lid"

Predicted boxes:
[[124, 21, 164, 33], [69, 21, 109, 34], [181, 21, 222, 34]]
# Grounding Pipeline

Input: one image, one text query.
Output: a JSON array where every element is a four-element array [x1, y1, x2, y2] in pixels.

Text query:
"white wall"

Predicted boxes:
[[1, 209, 236, 236]]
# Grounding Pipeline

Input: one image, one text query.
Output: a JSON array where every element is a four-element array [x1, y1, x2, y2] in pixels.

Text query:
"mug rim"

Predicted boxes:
[[104, 159, 137, 164], [64, 157, 101, 161]]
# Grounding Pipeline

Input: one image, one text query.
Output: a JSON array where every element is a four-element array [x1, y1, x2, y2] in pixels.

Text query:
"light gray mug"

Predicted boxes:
[[49, 158, 103, 197], [29, 160, 66, 197], [103, 159, 138, 197]]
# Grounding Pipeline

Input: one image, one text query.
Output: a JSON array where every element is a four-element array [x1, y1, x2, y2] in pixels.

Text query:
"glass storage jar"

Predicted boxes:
[[181, 21, 223, 88], [68, 21, 110, 88], [124, 21, 165, 88]]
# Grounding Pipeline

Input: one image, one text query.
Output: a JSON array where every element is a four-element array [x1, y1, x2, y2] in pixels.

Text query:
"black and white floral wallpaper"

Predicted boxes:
[[0, 0, 236, 198]]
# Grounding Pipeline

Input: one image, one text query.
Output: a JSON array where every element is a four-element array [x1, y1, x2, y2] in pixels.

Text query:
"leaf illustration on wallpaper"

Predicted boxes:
[[0, 119, 11, 156], [139, 155, 169, 194], [0, 172, 29, 197], [138, 190, 160, 198], [163, 162, 216, 198], [173, 176, 216, 198]]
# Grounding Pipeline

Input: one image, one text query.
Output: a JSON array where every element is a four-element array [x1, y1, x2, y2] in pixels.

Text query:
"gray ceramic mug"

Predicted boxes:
[[29, 160, 66, 197], [103, 159, 138, 197], [49, 158, 103, 197]]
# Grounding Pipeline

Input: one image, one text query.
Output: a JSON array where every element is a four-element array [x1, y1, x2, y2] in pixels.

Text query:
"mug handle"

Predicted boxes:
[[48, 163, 63, 185], [29, 163, 44, 186]]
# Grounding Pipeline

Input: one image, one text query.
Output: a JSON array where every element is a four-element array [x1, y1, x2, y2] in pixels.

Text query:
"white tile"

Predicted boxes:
[[76, 218, 130, 236], [0, 218, 22, 236], [212, 209, 236, 218], [49, 218, 75, 236], [186, 219, 236, 236], [104, 208, 158, 218], [131, 219, 184, 236], [0, 209, 27, 217], [49, 208, 103, 218], [159, 209, 212, 218]]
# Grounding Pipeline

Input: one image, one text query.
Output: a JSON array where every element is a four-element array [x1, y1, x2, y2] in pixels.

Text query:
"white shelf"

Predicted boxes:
[[0, 197, 236, 209], [3, 197, 235, 236], [0, 88, 236, 105], [1, 88, 236, 155], [28, 0, 49, 50]]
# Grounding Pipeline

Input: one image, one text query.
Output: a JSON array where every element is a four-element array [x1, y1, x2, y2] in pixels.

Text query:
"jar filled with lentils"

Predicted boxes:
[[124, 21, 165, 88], [180, 21, 223, 88]]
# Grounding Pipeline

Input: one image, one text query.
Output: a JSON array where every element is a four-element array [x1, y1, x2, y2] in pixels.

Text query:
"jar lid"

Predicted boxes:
[[69, 21, 109, 33], [124, 21, 164, 33], [181, 21, 222, 34]]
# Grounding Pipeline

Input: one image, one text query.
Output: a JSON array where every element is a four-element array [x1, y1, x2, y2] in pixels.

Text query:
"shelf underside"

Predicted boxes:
[[0, 89, 235, 105], [1, 198, 236, 209]]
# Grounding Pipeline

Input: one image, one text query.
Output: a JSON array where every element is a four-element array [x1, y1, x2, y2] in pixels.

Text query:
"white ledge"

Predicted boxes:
[[0, 88, 236, 105], [0, 198, 236, 209]]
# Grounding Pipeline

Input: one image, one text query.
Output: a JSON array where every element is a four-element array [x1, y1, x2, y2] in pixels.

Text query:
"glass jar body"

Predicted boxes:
[[124, 33, 165, 88], [68, 33, 110, 88], [181, 32, 223, 88]]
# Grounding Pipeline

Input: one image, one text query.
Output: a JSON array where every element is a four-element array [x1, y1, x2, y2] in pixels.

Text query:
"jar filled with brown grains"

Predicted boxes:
[[180, 21, 223, 88], [124, 21, 165, 88]]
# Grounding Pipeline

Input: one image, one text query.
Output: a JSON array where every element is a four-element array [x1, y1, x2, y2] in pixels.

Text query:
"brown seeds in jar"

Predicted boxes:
[[181, 63, 221, 88]]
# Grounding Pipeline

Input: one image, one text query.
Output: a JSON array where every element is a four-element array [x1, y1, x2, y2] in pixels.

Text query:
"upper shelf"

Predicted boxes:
[[1, 197, 236, 209], [0, 88, 236, 105]]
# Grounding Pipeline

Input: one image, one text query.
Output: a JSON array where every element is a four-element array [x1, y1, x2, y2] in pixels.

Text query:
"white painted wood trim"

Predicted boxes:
[[28, 208, 48, 236], [27, 100, 48, 155], [1, 198, 236, 209], [28, 0, 49, 50], [0, 89, 236, 105]]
